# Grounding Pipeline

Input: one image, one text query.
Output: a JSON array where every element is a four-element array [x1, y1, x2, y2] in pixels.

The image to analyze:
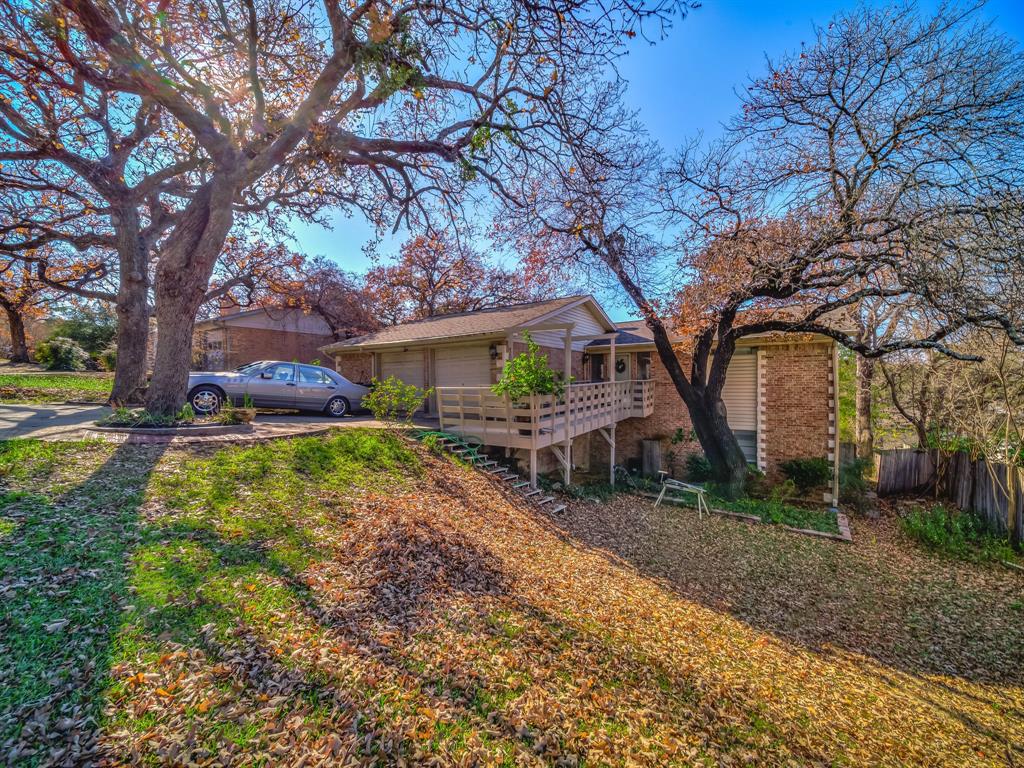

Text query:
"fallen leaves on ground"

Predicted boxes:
[[2, 434, 1022, 766]]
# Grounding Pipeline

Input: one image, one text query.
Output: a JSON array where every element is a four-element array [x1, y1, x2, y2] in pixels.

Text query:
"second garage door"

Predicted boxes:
[[379, 350, 426, 388], [434, 345, 492, 387]]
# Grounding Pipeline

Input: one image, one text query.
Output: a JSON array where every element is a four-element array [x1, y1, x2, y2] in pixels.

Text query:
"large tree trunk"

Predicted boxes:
[[649, 321, 749, 498], [687, 385, 750, 497], [599, 235, 749, 497], [855, 355, 875, 459], [145, 180, 236, 416], [109, 206, 150, 405], [4, 306, 29, 363]]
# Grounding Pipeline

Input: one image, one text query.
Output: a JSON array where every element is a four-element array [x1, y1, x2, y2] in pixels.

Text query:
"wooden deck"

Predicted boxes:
[[435, 380, 654, 450]]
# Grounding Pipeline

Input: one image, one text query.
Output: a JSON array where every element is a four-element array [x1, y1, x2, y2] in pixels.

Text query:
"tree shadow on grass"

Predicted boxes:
[[0, 441, 167, 766], [103, 489, 827, 766]]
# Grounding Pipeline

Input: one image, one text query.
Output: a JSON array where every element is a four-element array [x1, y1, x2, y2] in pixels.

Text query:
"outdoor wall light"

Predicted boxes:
[[489, 343, 500, 360]]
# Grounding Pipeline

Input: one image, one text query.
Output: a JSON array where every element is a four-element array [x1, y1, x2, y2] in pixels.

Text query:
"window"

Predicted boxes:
[[265, 363, 295, 382], [298, 365, 328, 384], [636, 352, 652, 380]]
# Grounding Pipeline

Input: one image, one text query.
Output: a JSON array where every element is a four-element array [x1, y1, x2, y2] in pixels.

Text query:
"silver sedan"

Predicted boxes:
[[186, 361, 369, 417]]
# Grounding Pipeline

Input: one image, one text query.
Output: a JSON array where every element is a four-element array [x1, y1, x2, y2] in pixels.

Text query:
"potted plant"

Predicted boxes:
[[236, 394, 257, 423], [491, 332, 568, 435]]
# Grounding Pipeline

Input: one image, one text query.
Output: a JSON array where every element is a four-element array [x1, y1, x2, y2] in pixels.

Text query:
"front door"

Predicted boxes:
[[614, 353, 630, 381], [245, 362, 297, 408]]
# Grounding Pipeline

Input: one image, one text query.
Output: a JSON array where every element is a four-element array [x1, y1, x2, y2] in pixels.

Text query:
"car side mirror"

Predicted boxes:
[[260, 371, 273, 379]]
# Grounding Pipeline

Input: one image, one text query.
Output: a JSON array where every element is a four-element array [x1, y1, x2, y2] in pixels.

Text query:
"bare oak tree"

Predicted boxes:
[[20, 0, 688, 414], [504, 3, 1024, 495]]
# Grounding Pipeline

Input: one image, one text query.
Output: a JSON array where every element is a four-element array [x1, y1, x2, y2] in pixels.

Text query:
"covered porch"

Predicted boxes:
[[435, 325, 654, 487]]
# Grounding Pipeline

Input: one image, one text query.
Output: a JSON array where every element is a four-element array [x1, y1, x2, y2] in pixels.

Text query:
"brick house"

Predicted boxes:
[[322, 295, 842, 501], [193, 307, 336, 371]]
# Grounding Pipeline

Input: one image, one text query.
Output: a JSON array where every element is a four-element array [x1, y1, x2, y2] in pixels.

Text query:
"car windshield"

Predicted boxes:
[[234, 361, 266, 374]]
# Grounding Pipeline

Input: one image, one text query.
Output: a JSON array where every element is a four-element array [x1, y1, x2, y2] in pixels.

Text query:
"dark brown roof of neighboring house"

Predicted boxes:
[[586, 322, 655, 347], [322, 295, 600, 352], [587, 306, 858, 349]]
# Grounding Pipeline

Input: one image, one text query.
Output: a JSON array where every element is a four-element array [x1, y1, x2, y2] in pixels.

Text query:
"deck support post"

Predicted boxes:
[[597, 426, 616, 486], [610, 424, 616, 485], [563, 327, 573, 487], [529, 448, 538, 488]]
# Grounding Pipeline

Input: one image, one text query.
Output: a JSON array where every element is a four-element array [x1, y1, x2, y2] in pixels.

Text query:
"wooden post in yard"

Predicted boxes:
[[609, 424, 616, 486], [563, 327, 572, 486]]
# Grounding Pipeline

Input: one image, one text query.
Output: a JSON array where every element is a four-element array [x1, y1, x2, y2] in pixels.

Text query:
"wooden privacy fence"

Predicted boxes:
[[876, 448, 1023, 546]]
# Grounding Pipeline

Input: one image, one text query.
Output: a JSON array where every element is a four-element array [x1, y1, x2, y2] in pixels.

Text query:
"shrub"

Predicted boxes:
[[901, 505, 1016, 563], [779, 457, 832, 494], [363, 375, 433, 427], [839, 457, 872, 513], [491, 331, 566, 401], [98, 344, 117, 372], [49, 305, 117, 354], [34, 337, 90, 371], [684, 452, 712, 482], [98, 405, 195, 427]]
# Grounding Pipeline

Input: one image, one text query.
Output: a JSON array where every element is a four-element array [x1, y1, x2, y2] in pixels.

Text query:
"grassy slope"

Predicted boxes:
[[0, 373, 112, 403], [1, 433, 1022, 766]]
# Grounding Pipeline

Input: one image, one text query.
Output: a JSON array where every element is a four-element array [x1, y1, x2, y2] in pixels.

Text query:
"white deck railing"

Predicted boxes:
[[436, 379, 654, 449]]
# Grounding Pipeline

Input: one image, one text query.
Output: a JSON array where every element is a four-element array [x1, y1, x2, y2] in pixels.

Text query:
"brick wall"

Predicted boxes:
[[222, 327, 334, 370], [585, 341, 835, 480], [588, 350, 701, 474], [762, 341, 834, 478], [333, 352, 374, 384]]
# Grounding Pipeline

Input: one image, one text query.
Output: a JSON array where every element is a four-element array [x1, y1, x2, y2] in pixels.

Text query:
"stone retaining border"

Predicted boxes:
[[637, 491, 853, 543]]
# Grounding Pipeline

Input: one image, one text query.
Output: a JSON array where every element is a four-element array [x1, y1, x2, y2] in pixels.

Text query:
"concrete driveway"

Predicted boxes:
[[0, 403, 425, 440], [0, 403, 113, 440]]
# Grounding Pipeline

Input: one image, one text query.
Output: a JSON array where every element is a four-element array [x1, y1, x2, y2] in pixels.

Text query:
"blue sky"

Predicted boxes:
[[290, 1, 1024, 281]]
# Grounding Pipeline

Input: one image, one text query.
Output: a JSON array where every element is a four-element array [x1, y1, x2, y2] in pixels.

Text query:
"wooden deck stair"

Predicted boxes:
[[418, 432, 567, 515]]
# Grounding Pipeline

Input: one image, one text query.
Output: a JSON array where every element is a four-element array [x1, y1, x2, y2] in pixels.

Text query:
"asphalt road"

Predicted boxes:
[[0, 404, 392, 441]]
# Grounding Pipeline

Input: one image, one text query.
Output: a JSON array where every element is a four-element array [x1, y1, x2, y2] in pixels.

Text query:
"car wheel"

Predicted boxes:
[[325, 396, 349, 418], [188, 386, 223, 415]]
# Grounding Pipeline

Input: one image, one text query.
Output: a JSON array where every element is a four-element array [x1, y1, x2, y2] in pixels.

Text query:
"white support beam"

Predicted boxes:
[[563, 326, 573, 486]]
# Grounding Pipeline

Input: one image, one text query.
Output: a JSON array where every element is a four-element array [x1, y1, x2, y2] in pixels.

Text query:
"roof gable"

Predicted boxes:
[[322, 295, 614, 352]]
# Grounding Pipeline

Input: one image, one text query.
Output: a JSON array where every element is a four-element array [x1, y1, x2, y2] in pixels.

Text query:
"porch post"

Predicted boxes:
[[610, 424, 616, 485], [563, 327, 572, 486]]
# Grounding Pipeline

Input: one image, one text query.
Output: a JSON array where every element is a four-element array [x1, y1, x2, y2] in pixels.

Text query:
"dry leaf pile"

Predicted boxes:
[[2, 434, 1022, 766]]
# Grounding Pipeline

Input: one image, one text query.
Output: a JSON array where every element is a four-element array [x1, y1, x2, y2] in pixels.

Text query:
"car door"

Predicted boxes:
[[295, 365, 335, 410], [245, 363, 297, 408]]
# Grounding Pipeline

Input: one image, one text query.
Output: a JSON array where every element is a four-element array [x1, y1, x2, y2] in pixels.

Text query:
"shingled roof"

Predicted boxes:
[[321, 295, 598, 352]]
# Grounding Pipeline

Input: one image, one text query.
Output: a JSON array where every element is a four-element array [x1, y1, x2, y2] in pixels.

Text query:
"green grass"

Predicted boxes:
[[0, 431, 420, 765], [653, 486, 840, 534], [716, 496, 841, 534], [0, 373, 112, 403], [901, 504, 1018, 563]]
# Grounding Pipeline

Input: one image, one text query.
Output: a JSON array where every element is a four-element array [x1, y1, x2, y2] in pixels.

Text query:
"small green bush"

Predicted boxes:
[[684, 453, 712, 482], [34, 337, 90, 371], [779, 457, 832, 494], [97, 344, 117, 372], [839, 458, 872, 514], [901, 505, 1016, 563], [48, 305, 117, 354], [363, 375, 433, 427], [98, 404, 195, 427]]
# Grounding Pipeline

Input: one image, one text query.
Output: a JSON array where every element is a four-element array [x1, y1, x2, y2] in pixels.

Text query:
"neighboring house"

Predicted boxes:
[[321, 295, 842, 501], [194, 307, 335, 371]]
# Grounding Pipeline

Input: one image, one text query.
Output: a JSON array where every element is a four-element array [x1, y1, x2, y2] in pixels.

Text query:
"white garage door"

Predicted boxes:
[[722, 348, 757, 462], [434, 345, 492, 387], [379, 350, 425, 388]]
